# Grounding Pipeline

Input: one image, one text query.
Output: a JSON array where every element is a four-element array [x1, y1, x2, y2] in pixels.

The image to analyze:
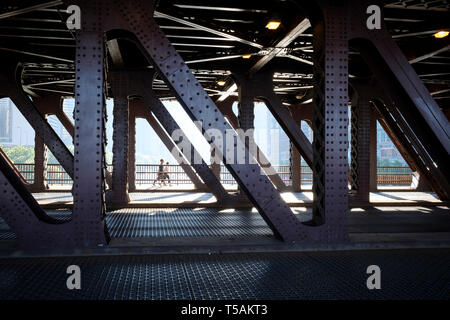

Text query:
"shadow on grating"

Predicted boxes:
[[0, 249, 448, 300], [1, 208, 312, 240]]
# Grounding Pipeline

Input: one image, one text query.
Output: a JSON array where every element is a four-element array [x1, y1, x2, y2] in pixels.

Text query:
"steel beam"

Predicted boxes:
[[288, 104, 313, 192], [57, 0, 354, 242], [128, 107, 137, 192], [116, 70, 233, 203], [309, 1, 349, 239], [30, 133, 49, 192], [0, 63, 74, 179], [233, 72, 314, 168], [350, 83, 372, 203], [0, 1, 62, 20], [130, 98, 208, 191], [369, 108, 378, 192], [216, 99, 286, 190], [74, 0, 322, 241], [349, 0, 450, 199], [71, 26, 109, 245], [0, 146, 69, 248], [0, 147, 28, 185], [106, 97, 130, 204]]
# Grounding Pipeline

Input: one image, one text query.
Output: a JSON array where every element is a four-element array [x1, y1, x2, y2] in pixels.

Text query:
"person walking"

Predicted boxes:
[[164, 161, 171, 186], [153, 159, 165, 186]]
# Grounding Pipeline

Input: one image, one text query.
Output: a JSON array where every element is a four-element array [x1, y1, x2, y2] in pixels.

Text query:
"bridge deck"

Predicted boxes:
[[32, 191, 444, 208], [1, 206, 449, 254], [0, 248, 448, 300]]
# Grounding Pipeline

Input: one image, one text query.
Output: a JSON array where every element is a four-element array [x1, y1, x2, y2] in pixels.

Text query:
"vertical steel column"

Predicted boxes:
[[31, 134, 48, 192], [108, 97, 130, 204], [72, 25, 109, 245], [289, 104, 314, 191], [289, 110, 301, 192], [350, 86, 371, 203], [310, 1, 349, 238], [290, 140, 302, 192], [370, 108, 378, 192], [237, 82, 255, 194], [128, 103, 137, 192]]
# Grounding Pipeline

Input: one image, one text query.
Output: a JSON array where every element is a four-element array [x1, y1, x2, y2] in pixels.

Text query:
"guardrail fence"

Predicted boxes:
[[14, 163, 413, 187]]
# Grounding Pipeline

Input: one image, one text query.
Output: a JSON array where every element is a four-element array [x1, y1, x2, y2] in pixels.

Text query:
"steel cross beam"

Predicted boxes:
[[0, 147, 71, 248], [233, 71, 314, 168], [33, 94, 113, 188], [113, 70, 234, 204], [215, 99, 287, 191], [146, 109, 208, 192], [349, 0, 450, 196], [129, 98, 208, 192], [216, 18, 312, 102], [249, 18, 312, 75], [374, 99, 449, 198], [0, 147, 28, 185], [352, 81, 432, 192], [107, 70, 207, 192], [373, 107, 431, 191], [0, 63, 74, 179], [72, 0, 326, 242], [355, 50, 450, 199], [61, 0, 353, 242]]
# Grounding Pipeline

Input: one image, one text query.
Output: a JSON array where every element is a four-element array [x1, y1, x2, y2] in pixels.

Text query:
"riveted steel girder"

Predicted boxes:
[[129, 98, 208, 192], [66, 0, 326, 242], [0, 62, 74, 179], [111, 69, 233, 203], [348, 0, 450, 199], [0, 148, 71, 248], [233, 71, 314, 168], [308, 1, 349, 241], [215, 100, 286, 191]]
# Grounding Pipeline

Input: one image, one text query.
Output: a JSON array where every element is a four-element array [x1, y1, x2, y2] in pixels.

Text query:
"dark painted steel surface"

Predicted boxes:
[[0, 63, 74, 178], [310, 1, 349, 241]]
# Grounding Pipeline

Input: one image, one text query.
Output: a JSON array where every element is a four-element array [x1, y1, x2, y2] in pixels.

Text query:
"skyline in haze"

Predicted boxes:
[[0, 98, 406, 166]]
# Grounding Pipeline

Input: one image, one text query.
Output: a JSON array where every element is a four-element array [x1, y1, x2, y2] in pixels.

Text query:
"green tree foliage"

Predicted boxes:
[[378, 158, 391, 166], [0, 145, 34, 163]]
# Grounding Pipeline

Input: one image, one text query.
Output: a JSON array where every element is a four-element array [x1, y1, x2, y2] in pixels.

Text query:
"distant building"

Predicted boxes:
[[0, 98, 34, 147], [376, 122, 407, 165], [0, 98, 12, 144]]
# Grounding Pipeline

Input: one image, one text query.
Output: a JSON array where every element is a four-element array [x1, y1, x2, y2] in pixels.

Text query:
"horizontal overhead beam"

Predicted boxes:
[[0, 1, 62, 20]]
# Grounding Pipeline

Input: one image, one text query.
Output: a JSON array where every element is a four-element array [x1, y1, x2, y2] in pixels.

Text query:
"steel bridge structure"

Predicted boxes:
[[0, 0, 449, 300]]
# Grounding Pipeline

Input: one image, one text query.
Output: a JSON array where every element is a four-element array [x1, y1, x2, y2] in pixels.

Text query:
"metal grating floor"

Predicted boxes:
[[0, 208, 312, 240], [1, 206, 449, 240], [0, 249, 448, 299]]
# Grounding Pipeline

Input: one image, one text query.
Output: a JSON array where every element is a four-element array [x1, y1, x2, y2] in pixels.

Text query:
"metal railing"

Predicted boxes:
[[14, 163, 413, 187]]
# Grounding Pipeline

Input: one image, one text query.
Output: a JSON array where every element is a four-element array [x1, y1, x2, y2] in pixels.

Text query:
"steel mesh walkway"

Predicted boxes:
[[0, 249, 448, 300], [1, 206, 449, 240], [0, 208, 313, 240]]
